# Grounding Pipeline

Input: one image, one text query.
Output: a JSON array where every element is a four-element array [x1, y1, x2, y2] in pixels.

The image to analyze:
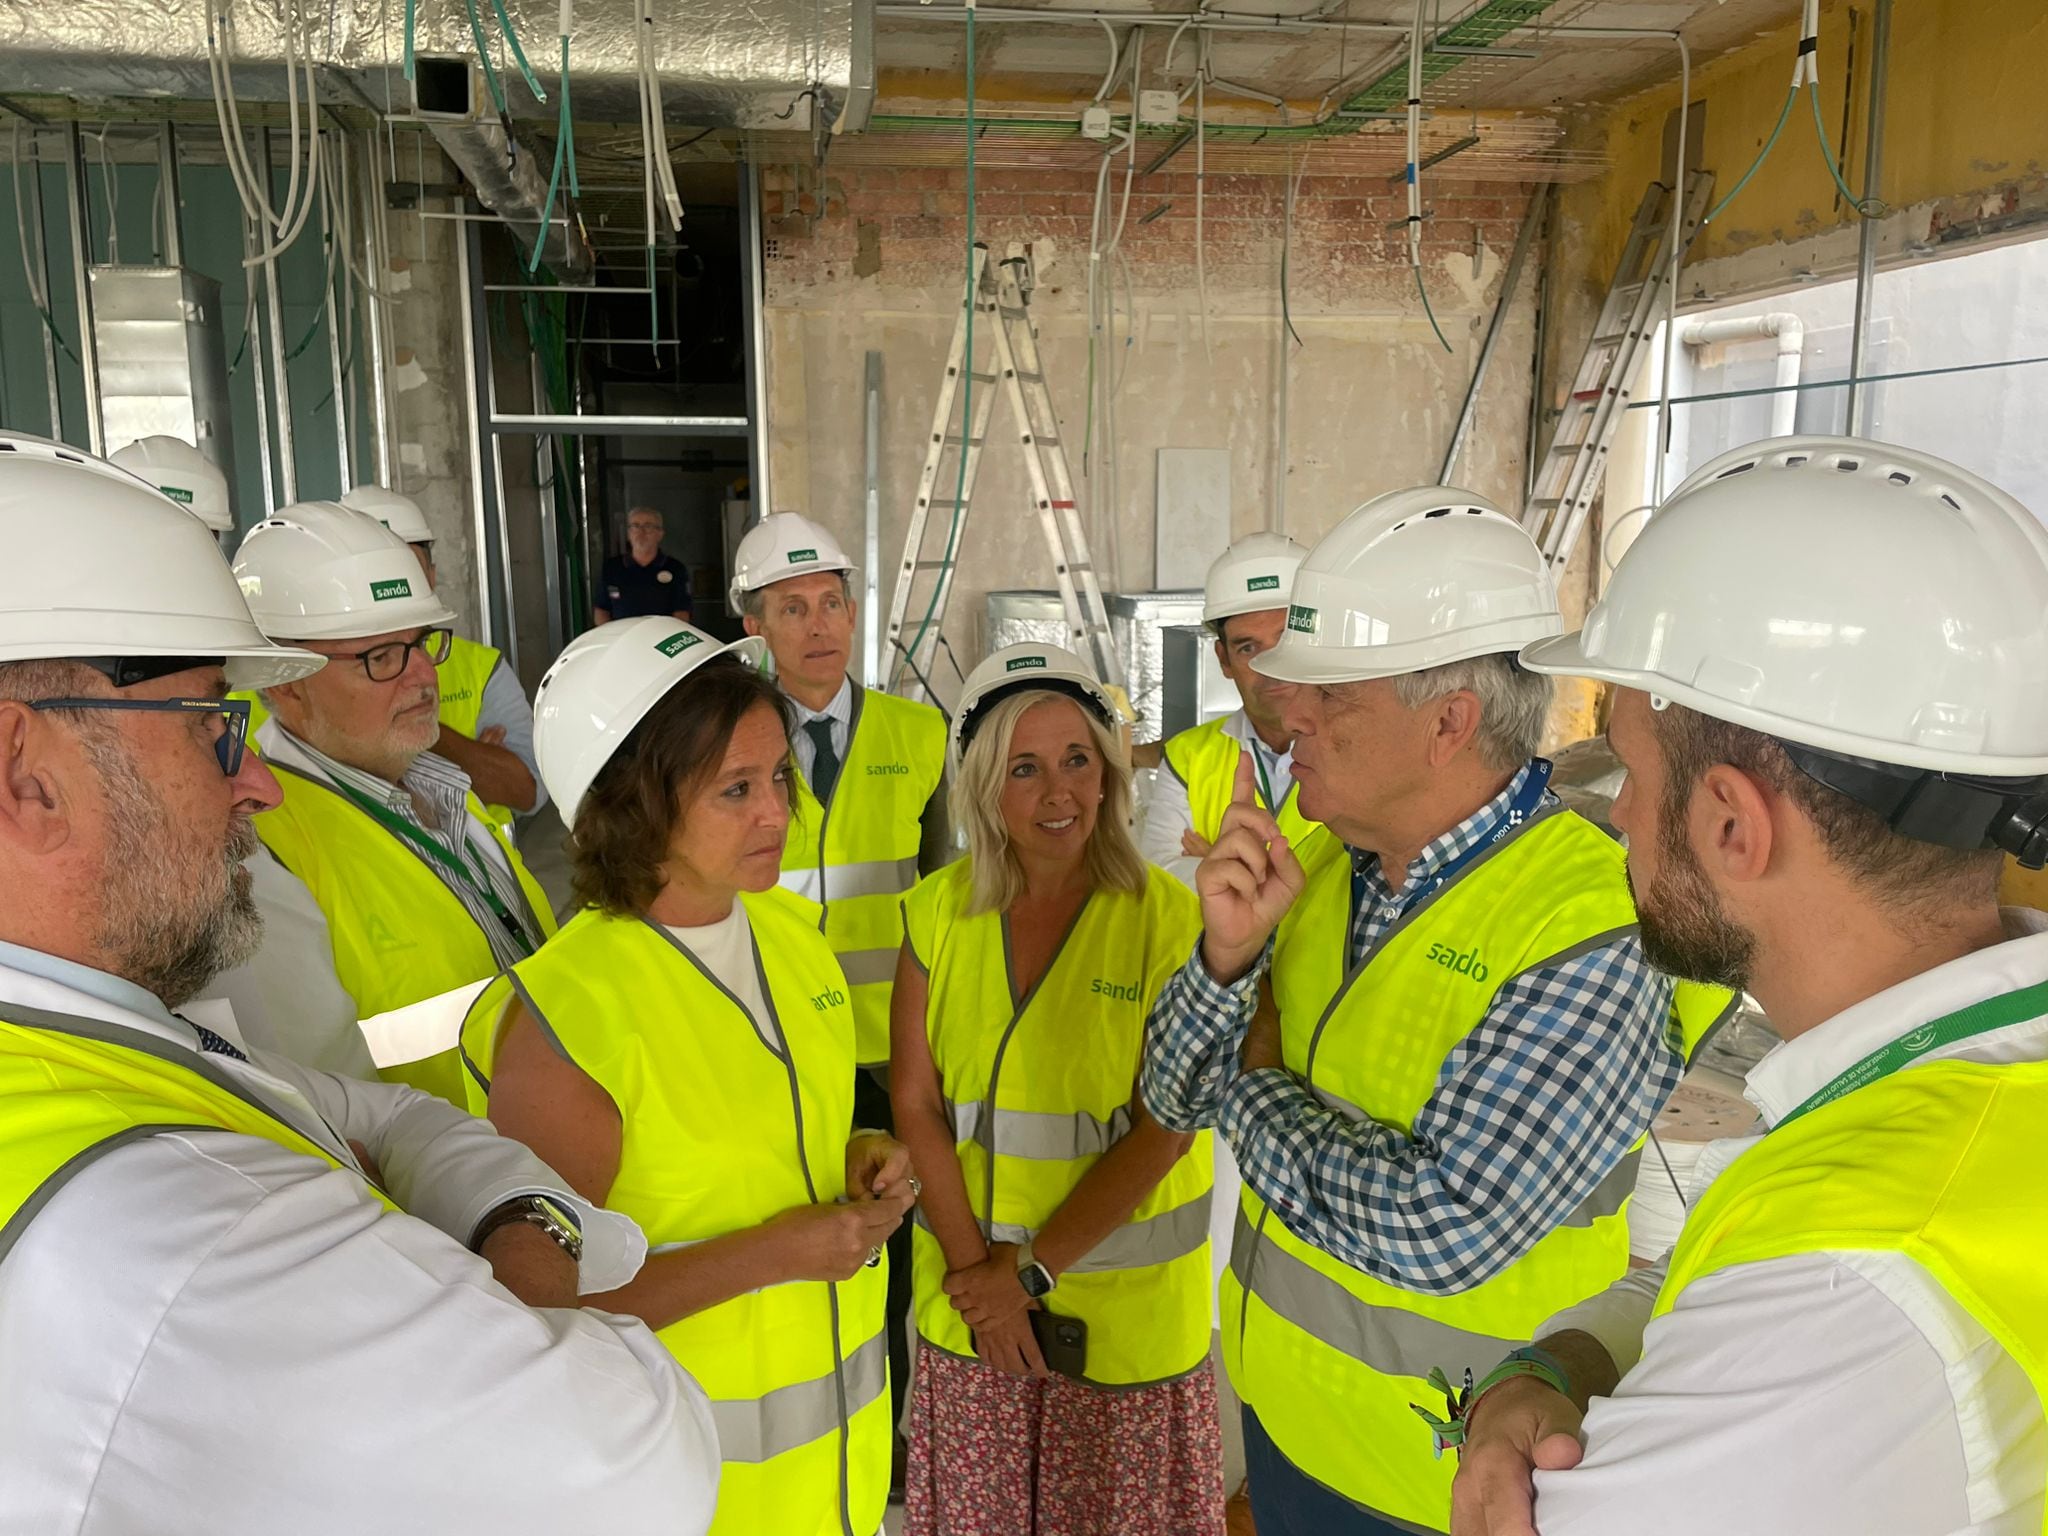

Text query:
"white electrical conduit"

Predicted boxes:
[[1652, 34, 1691, 505], [1091, 18, 1122, 101], [1194, 41, 1211, 362], [210, 0, 322, 267], [1680, 313, 1804, 437], [637, 0, 683, 232]]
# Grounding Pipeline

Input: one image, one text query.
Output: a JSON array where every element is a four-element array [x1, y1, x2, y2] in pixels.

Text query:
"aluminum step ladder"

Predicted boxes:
[[884, 241, 1125, 703], [1523, 169, 1714, 570]]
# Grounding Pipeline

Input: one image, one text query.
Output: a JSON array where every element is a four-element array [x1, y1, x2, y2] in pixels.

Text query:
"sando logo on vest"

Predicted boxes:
[[1286, 604, 1318, 635], [810, 985, 847, 1012], [1005, 655, 1049, 672], [1246, 574, 1281, 592], [1089, 977, 1141, 1002], [867, 762, 910, 776], [655, 630, 702, 658], [1425, 942, 1489, 983], [370, 577, 413, 602]]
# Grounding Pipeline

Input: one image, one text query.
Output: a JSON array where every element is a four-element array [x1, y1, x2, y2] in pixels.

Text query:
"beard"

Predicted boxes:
[[88, 736, 266, 1009], [1629, 803, 1756, 992]]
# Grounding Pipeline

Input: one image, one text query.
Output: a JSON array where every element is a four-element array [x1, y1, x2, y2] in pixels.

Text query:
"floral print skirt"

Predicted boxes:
[[903, 1344, 1227, 1536]]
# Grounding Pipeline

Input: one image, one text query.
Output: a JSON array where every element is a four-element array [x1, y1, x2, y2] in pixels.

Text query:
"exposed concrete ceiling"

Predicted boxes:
[[875, 0, 1807, 117]]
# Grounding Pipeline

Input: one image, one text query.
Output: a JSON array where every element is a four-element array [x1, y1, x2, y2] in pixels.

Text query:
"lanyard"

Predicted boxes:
[[1773, 975, 2048, 1130], [1250, 738, 1278, 812], [1352, 757, 1554, 919], [331, 779, 537, 958]]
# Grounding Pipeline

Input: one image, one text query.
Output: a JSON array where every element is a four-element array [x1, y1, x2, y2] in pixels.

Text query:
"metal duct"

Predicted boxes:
[[426, 115, 594, 278], [0, 0, 863, 131]]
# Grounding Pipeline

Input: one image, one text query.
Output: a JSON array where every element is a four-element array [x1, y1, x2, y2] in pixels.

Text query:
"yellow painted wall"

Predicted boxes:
[[1565, 0, 2048, 280]]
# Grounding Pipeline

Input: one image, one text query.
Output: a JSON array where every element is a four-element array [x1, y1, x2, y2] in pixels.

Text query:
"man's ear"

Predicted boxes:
[[1425, 689, 1485, 769], [742, 614, 763, 639], [0, 702, 75, 858], [1693, 762, 1776, 885]]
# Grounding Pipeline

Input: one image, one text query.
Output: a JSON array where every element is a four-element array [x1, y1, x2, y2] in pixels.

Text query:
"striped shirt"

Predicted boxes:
[[261, 724, 546, 972], [1139, 762, 1683, 1293]]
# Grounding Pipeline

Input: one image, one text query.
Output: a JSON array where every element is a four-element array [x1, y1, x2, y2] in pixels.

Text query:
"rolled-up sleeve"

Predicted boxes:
[[1222, 937, 1680, 1292]]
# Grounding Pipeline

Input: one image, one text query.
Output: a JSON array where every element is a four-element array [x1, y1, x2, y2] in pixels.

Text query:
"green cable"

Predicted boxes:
[[491, 0, 548, 104], [1413, 258, 1451, 353], [403, 0, 417, 80], [529, 36, 571, 274], [1807, 78, 1879, 216], [462, 0, 509, 117], [563, 47, 579, 195], [901, 1, 974, 685], [1703, 86, 1795, 225]]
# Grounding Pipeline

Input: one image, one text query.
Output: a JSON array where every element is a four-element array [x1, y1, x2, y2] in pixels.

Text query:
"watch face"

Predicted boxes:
[[1019, 1263, 1054, 1299]]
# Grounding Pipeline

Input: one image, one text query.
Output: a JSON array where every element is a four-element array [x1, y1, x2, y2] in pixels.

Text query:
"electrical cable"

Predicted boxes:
[[901, 0, 976, 687], [94, 128, 119, 265], [1807, 75, 1883, 215], [1280, 154, 1304, 350], [492, 0, 549, 103], [9, 121, 80, 364], [403, 0, 418, 80], [1702, 87, 1792, 226], [530, 9, 576, 275], [1193, 46, 1211, 363], [1404, 0, 1451, 354]]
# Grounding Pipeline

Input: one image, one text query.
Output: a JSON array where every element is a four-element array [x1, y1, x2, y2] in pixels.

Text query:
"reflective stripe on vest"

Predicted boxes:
[[902, 858, 1211, 1387], [256, 760, 557, 1108], [1161, 713, 1323, 856], [0, 1003, 398, 1266], [1225, 803, 1663, 1530], [781, 685, 947, 1068], [459, 892, 889, 1536]]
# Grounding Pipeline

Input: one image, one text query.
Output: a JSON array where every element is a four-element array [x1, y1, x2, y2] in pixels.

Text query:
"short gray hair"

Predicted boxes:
[[1391, 652, 1552, 771]]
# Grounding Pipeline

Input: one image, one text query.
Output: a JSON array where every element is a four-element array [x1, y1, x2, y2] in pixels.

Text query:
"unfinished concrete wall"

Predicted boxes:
[[760, 162, 1540, 690]]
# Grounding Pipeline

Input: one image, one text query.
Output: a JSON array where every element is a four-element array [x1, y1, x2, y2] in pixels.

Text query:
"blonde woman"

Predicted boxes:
[[891, 643, 1223, 1535]]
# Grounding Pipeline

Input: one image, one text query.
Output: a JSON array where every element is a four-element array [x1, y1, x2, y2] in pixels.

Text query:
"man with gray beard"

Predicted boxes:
[[0, 436, 719, 1535]]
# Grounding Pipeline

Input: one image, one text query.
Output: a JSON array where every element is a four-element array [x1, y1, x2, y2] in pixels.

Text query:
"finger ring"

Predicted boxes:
[[865, 1246, 883, 1268], [907, 1176, 923, 1199]]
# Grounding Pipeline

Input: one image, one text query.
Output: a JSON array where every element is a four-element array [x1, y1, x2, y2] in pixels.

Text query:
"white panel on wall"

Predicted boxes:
[[1155, 447, 1232, 589]]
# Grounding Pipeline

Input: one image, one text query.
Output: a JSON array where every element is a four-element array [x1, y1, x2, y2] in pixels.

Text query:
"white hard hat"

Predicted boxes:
[[1521, 436, 2048, 776], [1204, 532, 1310, 626], [108, 435, 234, 535], [0, 433, 321, 688], [340, 484, 434, 546], [534, 616, 768, 830], [728, 512, 857, 612], [1254, 486, 1560, 686], [234, 500, 460, 642], [950, 642, 1121, 772]]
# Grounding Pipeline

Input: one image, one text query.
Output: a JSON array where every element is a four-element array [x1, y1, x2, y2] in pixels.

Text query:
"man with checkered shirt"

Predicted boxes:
[[1140, 486, 1732, 1536]]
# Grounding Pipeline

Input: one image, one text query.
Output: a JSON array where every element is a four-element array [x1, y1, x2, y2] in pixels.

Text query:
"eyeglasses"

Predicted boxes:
[[30, 695, 253, 777], [322, 627, 454, 683]]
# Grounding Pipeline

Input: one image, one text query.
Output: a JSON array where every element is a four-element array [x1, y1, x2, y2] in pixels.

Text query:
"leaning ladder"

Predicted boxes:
[[884, 241, 1125, 703], [1523, 170, 1714, 570]]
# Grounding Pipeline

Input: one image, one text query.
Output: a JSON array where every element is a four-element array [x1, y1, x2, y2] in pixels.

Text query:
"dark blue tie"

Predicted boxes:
[[183, 1018, 250, 1061], [806, 718, 842, 806]]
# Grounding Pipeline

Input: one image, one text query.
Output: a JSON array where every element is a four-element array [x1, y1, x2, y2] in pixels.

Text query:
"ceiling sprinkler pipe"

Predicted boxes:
[[1680, 313, 1804, 438]]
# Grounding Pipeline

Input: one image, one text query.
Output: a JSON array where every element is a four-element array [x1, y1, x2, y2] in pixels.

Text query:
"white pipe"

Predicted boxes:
[[1679, 312, 1804, 438]]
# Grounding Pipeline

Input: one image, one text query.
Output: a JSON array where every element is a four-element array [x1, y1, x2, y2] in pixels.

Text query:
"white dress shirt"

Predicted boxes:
[[1139, 708, 1295, 888], [790, 675, 854, 790], [1532, 909, 2048, 1536], [0, 947, 720, 1536]]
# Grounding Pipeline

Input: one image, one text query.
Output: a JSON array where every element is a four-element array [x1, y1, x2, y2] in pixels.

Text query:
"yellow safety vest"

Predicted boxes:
[[1222, 804, 1714, 1531], [256, 762, 556, 1106], [902, 858, 1213, 1387], [0, 1002, 397, 1269], [780, 684, 946, 1068], [1161, 713, 1324, 860], [1655, 1054, 2048, 1527], [459, 892, 889, 1536]]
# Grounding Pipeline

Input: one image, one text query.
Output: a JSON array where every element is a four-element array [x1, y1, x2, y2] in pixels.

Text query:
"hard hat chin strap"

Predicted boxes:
[[1776, 740, 2048, 868]]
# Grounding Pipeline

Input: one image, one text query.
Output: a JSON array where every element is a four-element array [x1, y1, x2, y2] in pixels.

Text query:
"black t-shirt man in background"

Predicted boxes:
[[593, 506, 693, 623]]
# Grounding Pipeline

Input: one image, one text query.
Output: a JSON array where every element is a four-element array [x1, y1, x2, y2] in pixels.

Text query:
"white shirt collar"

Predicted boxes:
[[1220, 707, 1293, 771], [1744, 907, 2048, 1127], [790, 675, 854, 729], [0, 943, 196, 1049]]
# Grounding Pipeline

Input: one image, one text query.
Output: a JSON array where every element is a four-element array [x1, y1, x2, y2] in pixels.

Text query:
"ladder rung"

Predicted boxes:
[[1592, 332, 1630, 348], [943, 434, 986, 447], [912, 559, 953, 570], [968, 370, 1000, 384], [1529, 497, 1562, 509]]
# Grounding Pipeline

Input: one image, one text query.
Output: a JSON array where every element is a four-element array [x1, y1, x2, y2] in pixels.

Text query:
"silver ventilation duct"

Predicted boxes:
[[0, 0, 867, 131]]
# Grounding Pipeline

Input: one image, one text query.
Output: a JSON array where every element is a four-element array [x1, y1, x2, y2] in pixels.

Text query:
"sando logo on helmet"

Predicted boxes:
[[370, 578, 413, 602], [1247, 574, 1281, 592], [160, 485, 195, 506], [1005, 655, 1049, 672], [1286, 604, 1318, 635], [788, 547, 819, 563], [656, 630, 702, 658]]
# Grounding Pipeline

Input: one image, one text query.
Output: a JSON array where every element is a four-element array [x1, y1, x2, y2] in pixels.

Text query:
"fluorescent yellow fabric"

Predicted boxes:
[[1161, 714, 1323, 858], [255, 764, 556, 1107], [780, 684, 946, 1067], [0, 1007, 397, 1263], [459, 891, 889, 1536], [1654, 1057, 2048, 1527], [433, 637, 519, 827], [1222, 808, 1654, 1532], [902, 858, 1211, 1387]]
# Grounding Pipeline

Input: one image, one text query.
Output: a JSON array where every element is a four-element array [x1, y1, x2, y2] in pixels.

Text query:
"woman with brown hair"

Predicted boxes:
[[891, 643, 1225, 1535], [458, 617, 914, 1536]]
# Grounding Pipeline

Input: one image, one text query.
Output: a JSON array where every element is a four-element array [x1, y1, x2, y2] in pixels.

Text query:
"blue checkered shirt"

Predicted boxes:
[[1139, 761, 1682, 1294]]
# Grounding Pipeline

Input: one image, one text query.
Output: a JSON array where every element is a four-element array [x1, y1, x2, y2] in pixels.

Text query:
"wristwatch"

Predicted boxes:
[[472, 1194, 585, 1265], [1015, 1240, 1056, 1299]]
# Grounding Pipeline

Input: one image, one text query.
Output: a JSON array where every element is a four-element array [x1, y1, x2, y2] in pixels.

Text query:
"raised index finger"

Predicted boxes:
[[1230, 748, 1256, 809]]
